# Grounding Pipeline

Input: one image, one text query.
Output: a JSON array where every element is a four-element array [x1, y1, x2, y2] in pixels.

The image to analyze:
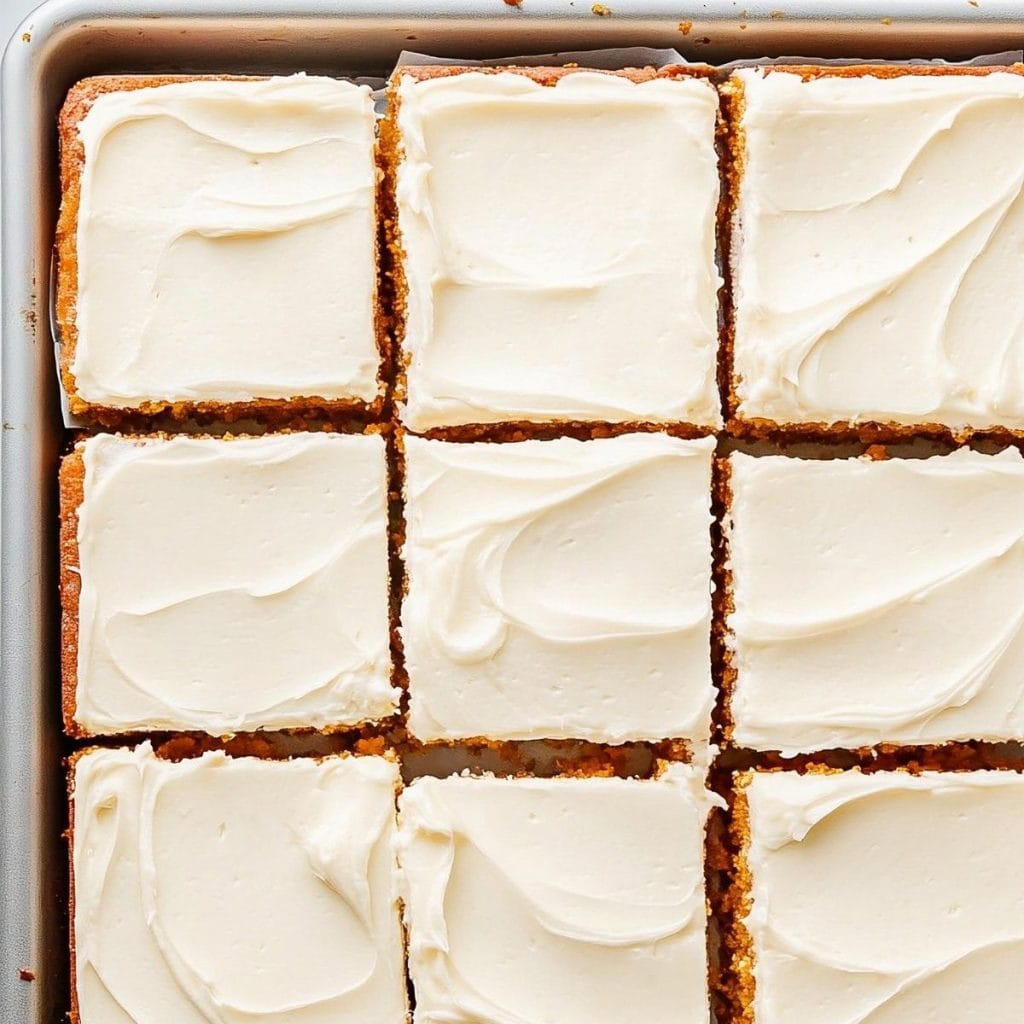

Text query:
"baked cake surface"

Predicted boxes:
[[71, 744, 407, 1024], [732, 768, 1024, 1024], [398, 765, 722, 1024], [58, 75, 381, 417], [725, 448, 1024, 753], [401, 432, 716, 744], [728, 66, 1024, 436], [389, 66, 722, 433], [63, 432, 396, 735]]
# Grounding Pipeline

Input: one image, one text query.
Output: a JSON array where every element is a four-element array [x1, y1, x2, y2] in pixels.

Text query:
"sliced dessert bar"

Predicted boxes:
[[401, 432, 716, 745], [70, 744, 407, 1024], [726, 64, 1024, 439], [57, 75, 383, 422], [723, 448, 1024, 754], [384, 65, 723, 435], [399, 764, 722, 1024], [728, 767, 1024, 1024], [60, 432, 396, 735]]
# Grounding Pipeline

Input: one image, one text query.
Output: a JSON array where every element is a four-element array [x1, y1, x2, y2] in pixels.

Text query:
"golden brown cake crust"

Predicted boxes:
[[712, 455, 736, 746], [722, 63, 1024, 444], [390, 63, 716, 87], [409, 420, 716, 443], [59, 449, 84, 737], [56, 74, 387, 427], [759, 62, 1024, 83], [382, 64, 720, 441], [719, 77, 744, 430], [65, 750, 81, 1024]]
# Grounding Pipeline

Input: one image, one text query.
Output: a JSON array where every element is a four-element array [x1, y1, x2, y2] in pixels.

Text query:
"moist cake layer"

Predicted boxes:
[[726, 448, 1024, 753], [70, 432, 396, 735], [401, 433, 716, 744], [393, 68, 722, 431], [730, 67, 1024, 434], [72, 744, 406, 1024], [398, 765, 722, 1024], [68, 75, 380, 409], [738, 769, 1024, 1024]]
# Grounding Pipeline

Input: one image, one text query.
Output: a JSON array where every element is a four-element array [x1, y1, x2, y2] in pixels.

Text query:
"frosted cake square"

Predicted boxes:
[[60, 432, 396, 736], [398, 765, 721, 1024], [70, 744, 406, 1024], [401, 433, 716, 744], [726, 65, 1024, 438], [729, 768, 1024, 1024], [723, 448, 1024, 754], [56, 75, 383, 421], [385, 66, 723, 434]]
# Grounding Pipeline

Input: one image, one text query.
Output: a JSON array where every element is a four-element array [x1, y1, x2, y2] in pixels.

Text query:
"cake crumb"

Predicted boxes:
[[678, 20, 693, 33], [880, 16, 893, 24], [591, 3, 612, 14], [18, 969, 35, 982], [770, 9, 785, 17]]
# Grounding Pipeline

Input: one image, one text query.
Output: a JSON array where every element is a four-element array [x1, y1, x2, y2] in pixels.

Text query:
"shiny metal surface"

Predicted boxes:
[[1, 1, 1021, 1020]]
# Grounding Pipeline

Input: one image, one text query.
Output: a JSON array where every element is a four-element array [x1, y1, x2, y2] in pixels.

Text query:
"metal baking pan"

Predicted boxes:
[[2, 1, 1022, 1020]]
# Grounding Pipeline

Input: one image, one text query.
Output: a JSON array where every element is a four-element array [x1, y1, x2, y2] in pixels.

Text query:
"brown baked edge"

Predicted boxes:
[[748, 62, 1024, 83], [382, 64, 723, 440], [720, 63, 1024, 439], [721, 770, 757, 1024], [728, 415, 1024, 446], [407, 420, 718, 443], [712, 455, 736, 747], [59, 450, 84, 736], [58, 429, 402, 740], [56, 74, 387, 427]]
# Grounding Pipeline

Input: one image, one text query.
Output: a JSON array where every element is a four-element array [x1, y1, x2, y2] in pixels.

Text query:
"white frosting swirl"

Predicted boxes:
[[73, 76, 380, 407], [732, 68, 1024, 432], [75, 433, 396, 735], [727, 448, 1024, 753], [73, 745, 407, 1024], [398, 766, 722, 1024], [743, 770, 1024, 1024], [401, 433, 716, 743], [395, 70, 722, 431]]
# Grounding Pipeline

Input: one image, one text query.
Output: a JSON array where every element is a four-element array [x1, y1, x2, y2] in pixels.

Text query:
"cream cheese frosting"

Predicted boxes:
[[74, 432, 396, 735], [72, 75, 380, 407], [73, 744, 407, 1024], [398, 765, 722, 1024], [726, 448, 1024, 753], [401, 433, 716, 744], [395, 70, 722, 431], [741, 769, 1024, 1024], [731, 68, 1024, 432]]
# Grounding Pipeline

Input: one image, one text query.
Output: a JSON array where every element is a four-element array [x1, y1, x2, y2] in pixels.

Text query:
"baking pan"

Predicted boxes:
[[2, 1, 1022, 1020]]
